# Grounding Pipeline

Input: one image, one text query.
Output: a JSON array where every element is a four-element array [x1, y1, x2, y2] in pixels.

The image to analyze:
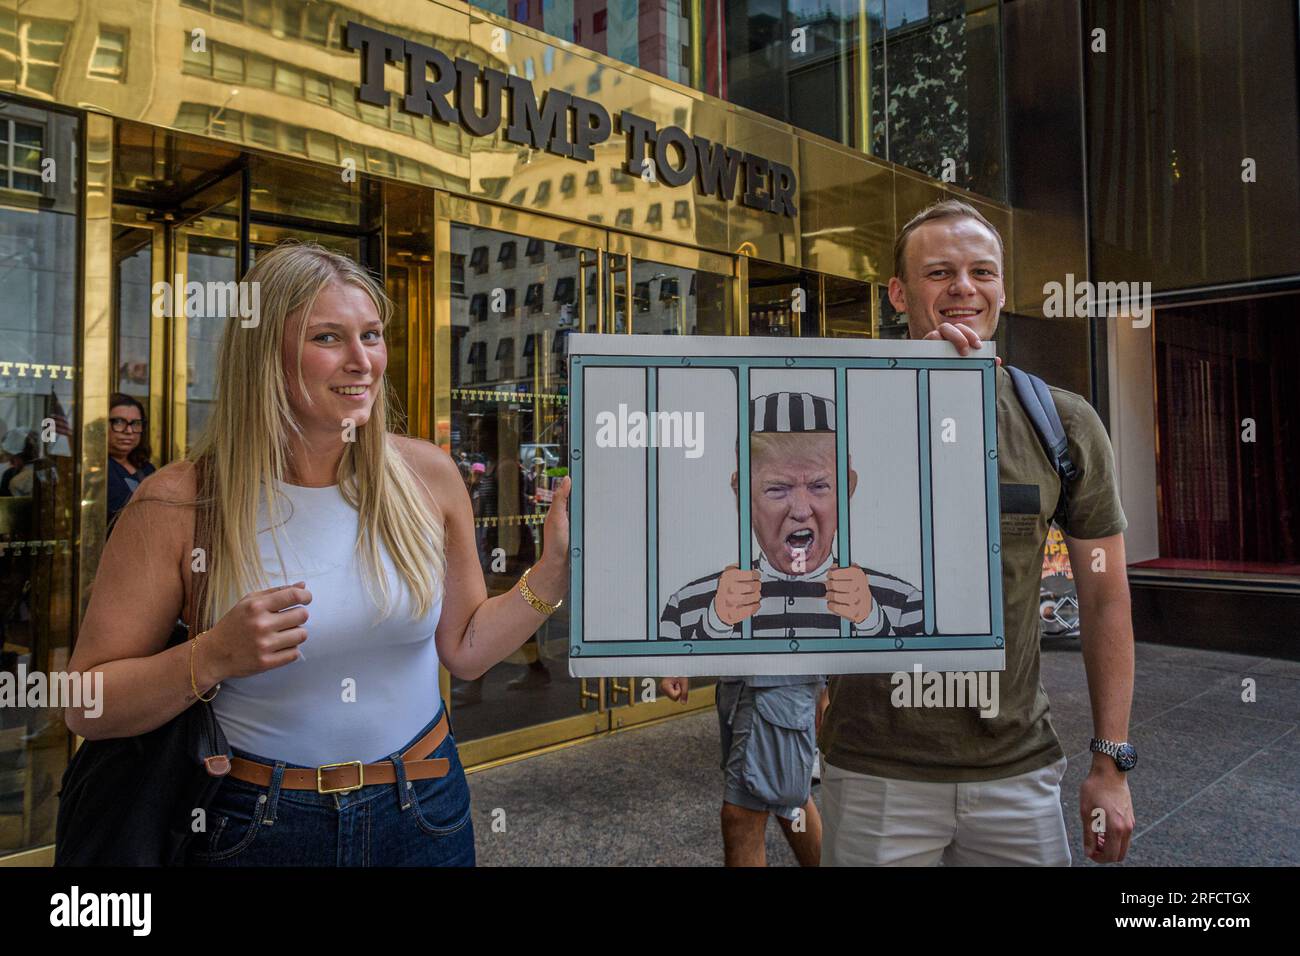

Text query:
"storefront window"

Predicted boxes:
[[0, 105, 79, 856], [1149, 294, 1300, 574], [746, 264, 874, 338], [615, 255, 733, 335], [448, 222, 579, 740], [876, 284, 907, 338], [825, 274, 873, 337], [748, 261, 823, 337]]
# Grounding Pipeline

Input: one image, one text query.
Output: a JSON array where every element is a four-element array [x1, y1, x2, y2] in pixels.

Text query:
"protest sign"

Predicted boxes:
[[567, 335, 1005, 677]]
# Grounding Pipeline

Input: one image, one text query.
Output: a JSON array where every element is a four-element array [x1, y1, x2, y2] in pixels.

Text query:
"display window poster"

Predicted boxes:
[[1040, 525, 1081, 637]]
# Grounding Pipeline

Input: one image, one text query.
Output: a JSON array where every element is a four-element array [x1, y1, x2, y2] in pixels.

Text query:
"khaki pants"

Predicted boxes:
[[820, 757, 1072, 866]]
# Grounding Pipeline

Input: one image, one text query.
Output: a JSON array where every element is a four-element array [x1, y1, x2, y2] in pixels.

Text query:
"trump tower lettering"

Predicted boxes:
[[566, 335, 1005, 678]]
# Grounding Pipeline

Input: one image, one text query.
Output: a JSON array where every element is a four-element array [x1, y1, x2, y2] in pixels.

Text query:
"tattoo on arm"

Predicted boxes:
[[466, 618, 477, 649]]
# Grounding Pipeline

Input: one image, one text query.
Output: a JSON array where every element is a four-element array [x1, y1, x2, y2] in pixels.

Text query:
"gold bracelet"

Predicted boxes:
[[190, 631, 221, 703], [518, 566, 564, 615]]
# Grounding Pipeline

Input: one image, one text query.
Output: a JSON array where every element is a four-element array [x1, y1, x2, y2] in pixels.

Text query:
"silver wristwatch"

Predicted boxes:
[[1089, 738, 1137, 772]]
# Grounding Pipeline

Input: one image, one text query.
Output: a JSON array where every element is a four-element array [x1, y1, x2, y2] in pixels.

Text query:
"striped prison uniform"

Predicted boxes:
[[659, 553, 925, 686]]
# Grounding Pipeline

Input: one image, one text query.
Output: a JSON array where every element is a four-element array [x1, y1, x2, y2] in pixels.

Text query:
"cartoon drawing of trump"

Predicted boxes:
[[660, 391, 924, 642]]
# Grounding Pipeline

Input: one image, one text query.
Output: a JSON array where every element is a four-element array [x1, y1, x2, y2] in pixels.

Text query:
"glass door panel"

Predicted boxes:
[[747, 261, 827, 337], [111, 217, 167, 463], [825, 275, 874, 338], [441, 199, 609, 763], [112, 225, 156, 401], [608, 235, 735, 337], [249, 223, 361, 261], [175, 221, 238, 455], [0, 106, 81, 856]]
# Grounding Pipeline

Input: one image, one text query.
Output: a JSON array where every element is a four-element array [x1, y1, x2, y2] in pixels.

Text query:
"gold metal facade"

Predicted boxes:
[[1, 0, 1012, 287]]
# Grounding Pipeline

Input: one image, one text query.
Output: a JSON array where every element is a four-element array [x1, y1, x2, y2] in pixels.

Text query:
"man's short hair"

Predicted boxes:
[[893, 199, 1005, 280]]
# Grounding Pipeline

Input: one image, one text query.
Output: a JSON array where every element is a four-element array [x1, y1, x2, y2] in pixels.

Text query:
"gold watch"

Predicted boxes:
[[518, 566, 563, 615]]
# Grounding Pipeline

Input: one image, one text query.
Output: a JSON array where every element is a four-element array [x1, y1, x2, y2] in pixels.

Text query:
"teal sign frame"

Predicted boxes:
[[568, 347, 1004, 673]]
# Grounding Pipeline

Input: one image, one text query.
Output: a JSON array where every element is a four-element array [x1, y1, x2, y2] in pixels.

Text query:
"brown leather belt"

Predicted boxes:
[[226, 712, 451, 794]]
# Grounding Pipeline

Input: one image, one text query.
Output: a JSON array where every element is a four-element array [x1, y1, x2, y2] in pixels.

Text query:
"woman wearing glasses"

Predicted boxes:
[[107, 393, 155, 530], [68, 243, 570, 866]]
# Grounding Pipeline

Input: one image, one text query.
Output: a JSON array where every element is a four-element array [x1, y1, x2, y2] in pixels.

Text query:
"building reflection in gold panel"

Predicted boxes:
[[726, 110, 800, 266], [798, 137, 893, 284], [893, 169, 946, 234], [3, 0, 1011, 290], [463, 11, 733, 254]]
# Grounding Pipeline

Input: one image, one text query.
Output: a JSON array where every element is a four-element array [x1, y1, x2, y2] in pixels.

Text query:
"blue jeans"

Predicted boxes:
[[188, 707, 475, 867]]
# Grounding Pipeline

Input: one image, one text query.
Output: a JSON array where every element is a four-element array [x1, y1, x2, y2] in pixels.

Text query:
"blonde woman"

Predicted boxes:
[[68, 242, 570, 866]]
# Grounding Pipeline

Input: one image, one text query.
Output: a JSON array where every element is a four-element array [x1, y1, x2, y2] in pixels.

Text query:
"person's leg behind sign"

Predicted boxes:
[[717, 679, 821, 867]]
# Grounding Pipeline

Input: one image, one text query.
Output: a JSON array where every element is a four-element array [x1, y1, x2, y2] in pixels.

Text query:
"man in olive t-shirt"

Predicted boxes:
[[817, 200, 1138, 866]]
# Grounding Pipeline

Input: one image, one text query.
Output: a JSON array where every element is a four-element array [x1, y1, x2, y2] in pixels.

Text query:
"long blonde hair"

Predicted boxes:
[[189, 241, 445, 627]]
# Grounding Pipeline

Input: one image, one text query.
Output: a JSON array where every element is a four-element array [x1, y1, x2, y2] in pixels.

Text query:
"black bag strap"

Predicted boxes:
[[164, 458, 211, 651], [1006, 366, 1078, 529], [186, 455, 230, 773], [192, 455, 214, 632]]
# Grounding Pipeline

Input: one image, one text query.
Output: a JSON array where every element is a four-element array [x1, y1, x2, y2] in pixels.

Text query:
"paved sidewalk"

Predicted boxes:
[[465, 641, 1300, 866]]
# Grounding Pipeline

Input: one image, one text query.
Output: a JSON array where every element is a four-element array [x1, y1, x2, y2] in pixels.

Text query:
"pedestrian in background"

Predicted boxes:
[[106, 392, 156, 532]]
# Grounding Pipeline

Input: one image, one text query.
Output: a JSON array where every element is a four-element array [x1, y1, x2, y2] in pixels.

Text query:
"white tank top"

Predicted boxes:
[[210, 479, 443, 766]]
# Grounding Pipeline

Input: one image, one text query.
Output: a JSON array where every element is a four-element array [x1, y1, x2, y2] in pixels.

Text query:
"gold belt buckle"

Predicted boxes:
[[317, 760, 364, 794]]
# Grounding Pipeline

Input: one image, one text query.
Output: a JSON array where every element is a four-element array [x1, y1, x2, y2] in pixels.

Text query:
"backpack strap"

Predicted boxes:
[[1005, 366, 1078, 529]]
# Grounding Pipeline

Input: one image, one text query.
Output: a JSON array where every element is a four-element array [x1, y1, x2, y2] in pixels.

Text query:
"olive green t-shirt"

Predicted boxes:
[[818, 366, 1127, 782]]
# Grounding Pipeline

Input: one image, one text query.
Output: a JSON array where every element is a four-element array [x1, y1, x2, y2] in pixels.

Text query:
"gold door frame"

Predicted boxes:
[[435, 195, 726, 768], [168, 211, 242, 462]]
